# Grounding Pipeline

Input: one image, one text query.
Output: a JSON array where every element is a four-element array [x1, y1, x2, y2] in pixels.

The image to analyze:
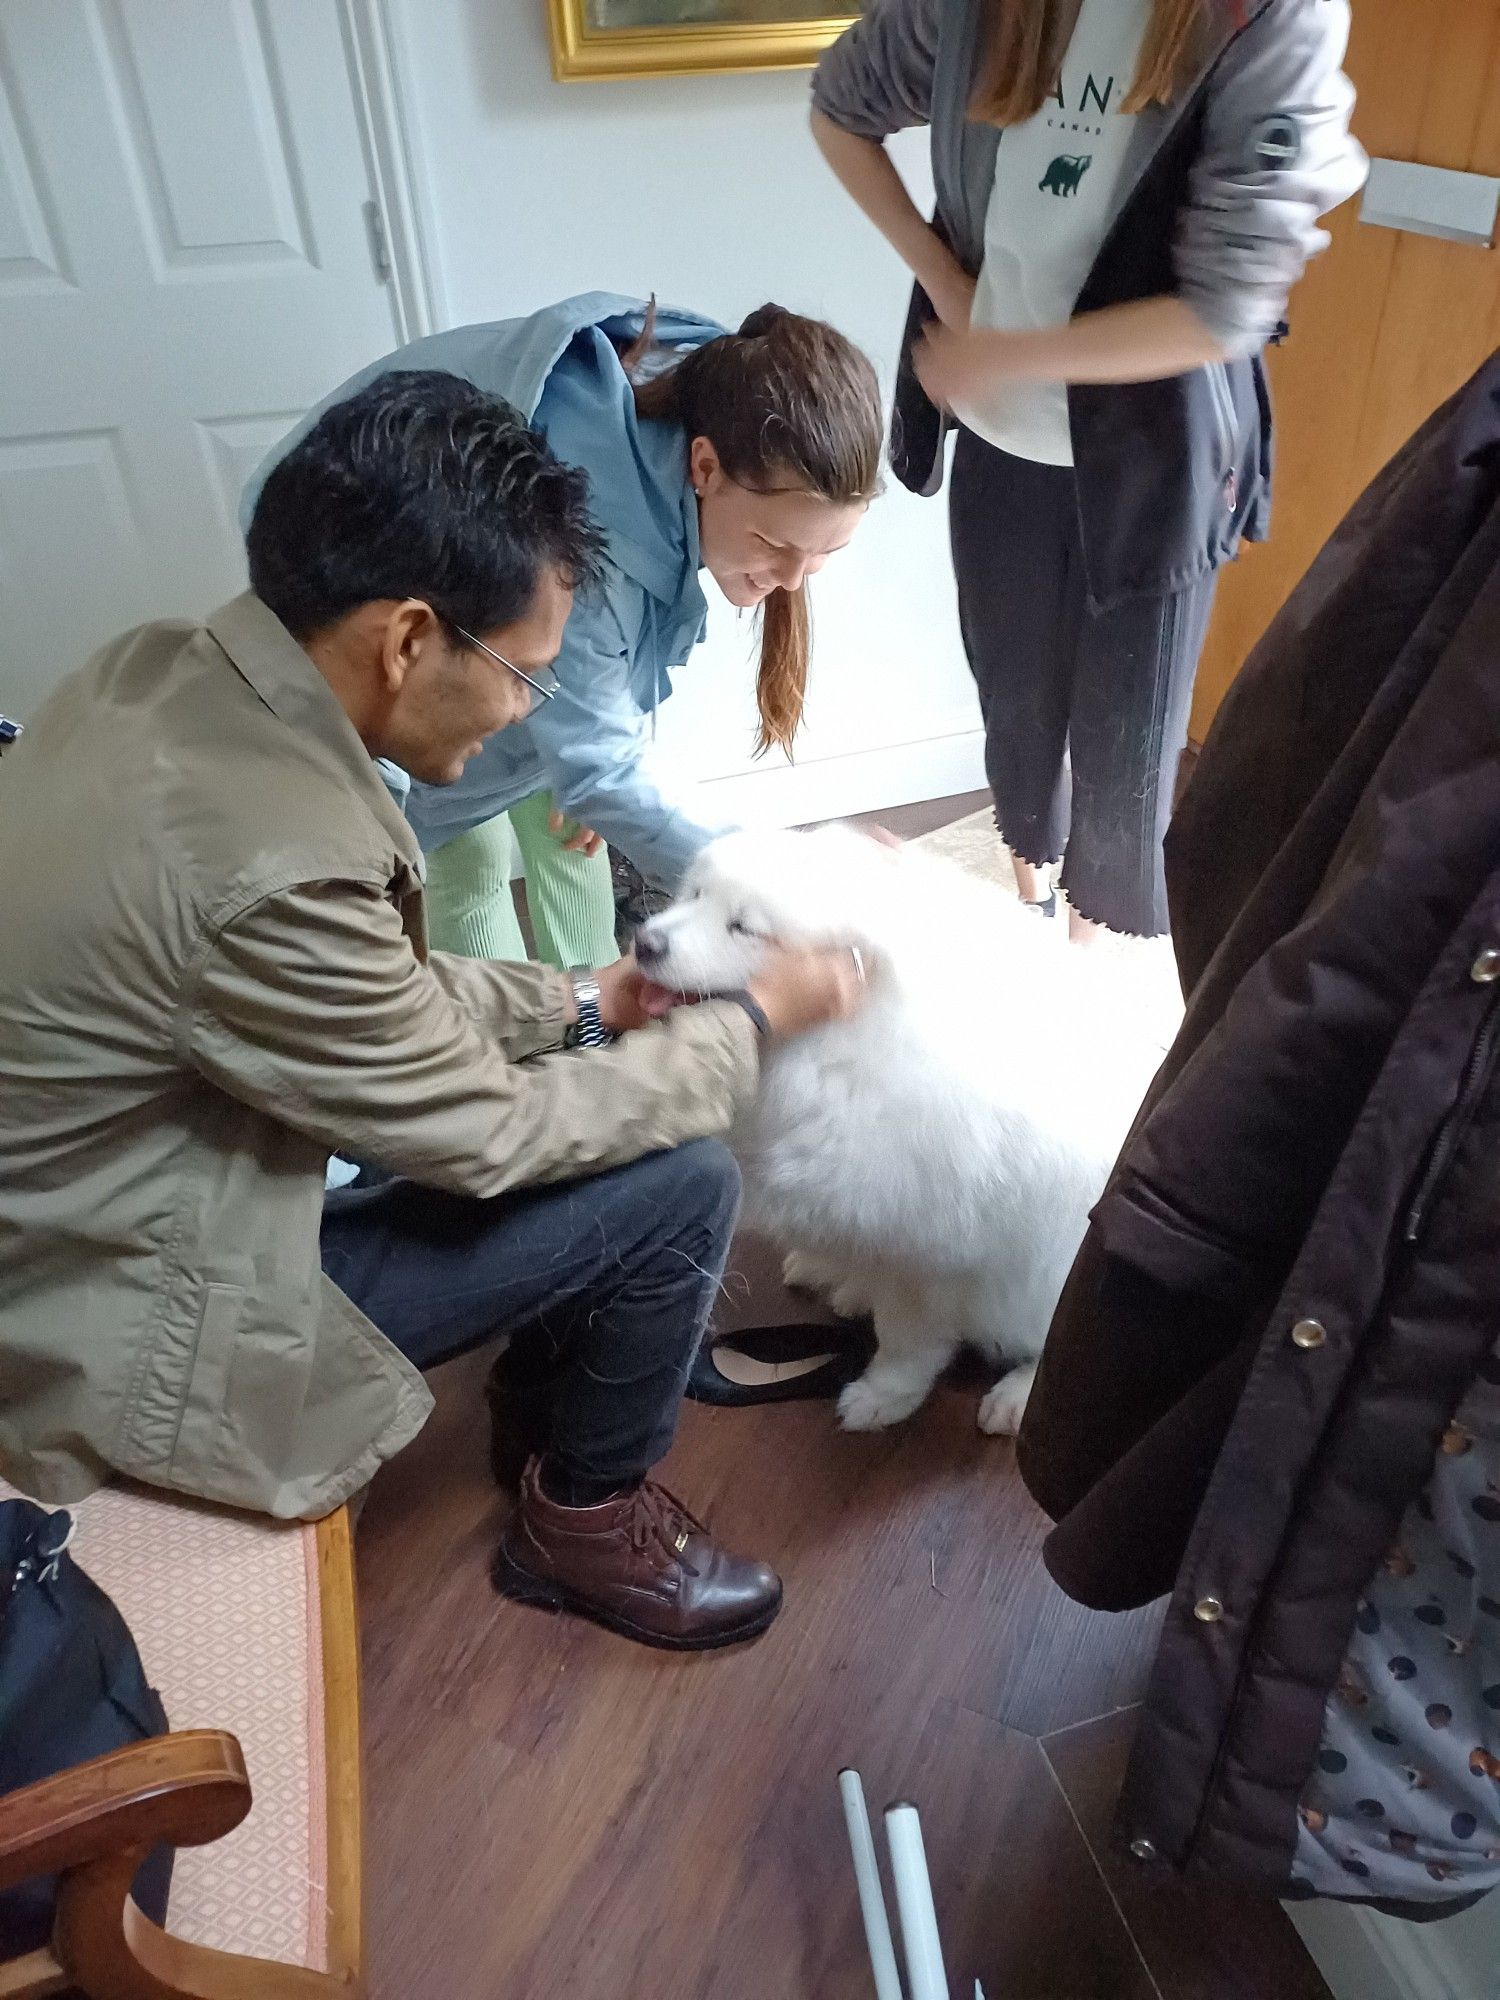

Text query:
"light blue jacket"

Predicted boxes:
[[242, 294, 730, 887]]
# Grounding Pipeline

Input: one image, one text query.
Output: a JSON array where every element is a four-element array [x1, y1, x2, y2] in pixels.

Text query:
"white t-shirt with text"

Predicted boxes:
[[954, 0, 1153, 466]]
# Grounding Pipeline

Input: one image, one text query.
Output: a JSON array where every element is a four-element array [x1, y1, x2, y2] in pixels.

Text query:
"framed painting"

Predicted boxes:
[[546, 0, 863, 83]]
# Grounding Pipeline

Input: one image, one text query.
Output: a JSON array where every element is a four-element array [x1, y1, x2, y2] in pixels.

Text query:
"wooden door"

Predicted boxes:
[[1191, 0, 1500, 741]]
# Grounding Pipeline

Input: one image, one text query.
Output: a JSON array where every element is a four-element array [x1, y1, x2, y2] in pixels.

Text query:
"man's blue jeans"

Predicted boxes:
[[320, 1140, 740, 1490]]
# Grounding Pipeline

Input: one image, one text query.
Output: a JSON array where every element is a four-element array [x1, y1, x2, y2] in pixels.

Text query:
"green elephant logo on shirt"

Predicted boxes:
[[1039, 154, 1093, 198]]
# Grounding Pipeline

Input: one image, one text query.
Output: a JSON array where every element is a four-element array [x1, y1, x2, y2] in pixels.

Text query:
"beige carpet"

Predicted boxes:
[[916, 808, 1185, 1054]]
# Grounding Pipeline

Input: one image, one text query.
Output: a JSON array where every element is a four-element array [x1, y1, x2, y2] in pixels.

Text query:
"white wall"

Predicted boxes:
[[383, 0, 984, 826], [1289, 1890, 1500, 2000]]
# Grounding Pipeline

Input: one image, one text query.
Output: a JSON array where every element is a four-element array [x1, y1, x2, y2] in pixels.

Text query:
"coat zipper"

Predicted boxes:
[[1403, 996, 1500, 1244], [1207, 362, 1236, 477]]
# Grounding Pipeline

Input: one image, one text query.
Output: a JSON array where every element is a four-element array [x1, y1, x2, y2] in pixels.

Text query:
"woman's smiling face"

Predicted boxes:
[[689, 436, 867, 610]]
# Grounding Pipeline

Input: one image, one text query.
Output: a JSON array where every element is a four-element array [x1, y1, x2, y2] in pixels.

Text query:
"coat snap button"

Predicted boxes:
[[1193, 1596, 1225, 1623], [1291, 1318, 1327, 1350], [1130, 1837, 1158, 1862], [1471, 949, 1500, 985]]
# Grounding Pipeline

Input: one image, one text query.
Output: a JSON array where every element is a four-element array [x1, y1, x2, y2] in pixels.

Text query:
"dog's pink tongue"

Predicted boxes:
[[639, 980, 689, 1020]]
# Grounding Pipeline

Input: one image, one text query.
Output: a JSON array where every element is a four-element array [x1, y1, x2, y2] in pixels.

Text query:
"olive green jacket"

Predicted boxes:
[[0, 594, 757, 1518]]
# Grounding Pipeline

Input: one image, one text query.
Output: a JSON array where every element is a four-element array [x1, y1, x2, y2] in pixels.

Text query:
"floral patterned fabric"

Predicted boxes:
[[1294, 1345, 1500, 1901]]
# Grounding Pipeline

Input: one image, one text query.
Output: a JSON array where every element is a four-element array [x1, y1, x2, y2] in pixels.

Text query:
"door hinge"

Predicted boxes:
[[364, 199, 392, 285]]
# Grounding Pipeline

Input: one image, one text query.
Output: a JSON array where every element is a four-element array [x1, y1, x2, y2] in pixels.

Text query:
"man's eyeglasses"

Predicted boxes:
[[452, 625, 558, 702]]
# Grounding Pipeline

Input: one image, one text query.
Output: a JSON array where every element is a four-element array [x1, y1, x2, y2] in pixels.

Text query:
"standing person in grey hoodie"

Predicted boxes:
[[813, 0, 1366, 942]]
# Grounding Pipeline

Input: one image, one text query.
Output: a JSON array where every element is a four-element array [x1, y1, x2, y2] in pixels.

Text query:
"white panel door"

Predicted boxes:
[[0, 0, 402, 717]]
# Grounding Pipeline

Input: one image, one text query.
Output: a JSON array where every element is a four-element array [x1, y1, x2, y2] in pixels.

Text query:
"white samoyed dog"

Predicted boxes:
[[634, 824, 1161, 1436]]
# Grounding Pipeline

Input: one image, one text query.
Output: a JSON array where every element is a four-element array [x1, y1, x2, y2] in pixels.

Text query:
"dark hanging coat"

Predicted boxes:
[[1017, 353, 1500, 1898]]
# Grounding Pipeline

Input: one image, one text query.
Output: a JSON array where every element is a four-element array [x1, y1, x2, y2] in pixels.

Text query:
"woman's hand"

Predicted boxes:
[[923, 257, 978, 335], [917, 299, 1233, 409], [810, 113, 976, 337], [914, 324, 1032, 411], [548, 806, 603, 858]]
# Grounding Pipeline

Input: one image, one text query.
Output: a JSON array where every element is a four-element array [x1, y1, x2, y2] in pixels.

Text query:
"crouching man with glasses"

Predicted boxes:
[[0, 372, 864, 1652]]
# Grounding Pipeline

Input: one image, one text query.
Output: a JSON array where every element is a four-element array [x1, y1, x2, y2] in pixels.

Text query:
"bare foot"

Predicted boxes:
[[1012, 854, 1046, 904]]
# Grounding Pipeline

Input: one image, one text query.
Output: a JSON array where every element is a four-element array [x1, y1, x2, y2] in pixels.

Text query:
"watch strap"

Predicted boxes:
[[567, 972, 612, 1049]]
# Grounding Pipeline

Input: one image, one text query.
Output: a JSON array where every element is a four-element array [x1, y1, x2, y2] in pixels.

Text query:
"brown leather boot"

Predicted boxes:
[[493, 1460, 783, 1651]]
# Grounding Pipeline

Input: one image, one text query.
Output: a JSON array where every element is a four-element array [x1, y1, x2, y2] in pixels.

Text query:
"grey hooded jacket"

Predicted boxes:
[[814, 0, 1366, 608]]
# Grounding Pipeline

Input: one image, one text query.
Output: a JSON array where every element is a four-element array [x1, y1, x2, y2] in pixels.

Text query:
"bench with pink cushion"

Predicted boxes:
[[0, 1479, 362, 2000]]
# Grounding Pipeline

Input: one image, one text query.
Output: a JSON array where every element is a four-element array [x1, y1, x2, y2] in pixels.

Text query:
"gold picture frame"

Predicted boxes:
[[546, 0, 862, 83]]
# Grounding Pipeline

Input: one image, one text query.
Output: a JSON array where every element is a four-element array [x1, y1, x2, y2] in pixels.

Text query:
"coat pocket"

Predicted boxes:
[[167, 1281, 247, 1479]]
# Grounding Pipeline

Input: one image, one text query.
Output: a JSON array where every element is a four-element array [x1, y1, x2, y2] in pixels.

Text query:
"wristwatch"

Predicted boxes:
[[566, 971, 612, 1050]]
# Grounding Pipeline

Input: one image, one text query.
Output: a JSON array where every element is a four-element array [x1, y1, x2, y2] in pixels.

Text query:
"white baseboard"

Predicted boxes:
[[690, 727, 989, 831], [503, 731, 988, 880], [1288, 1894, 1500, 2000]]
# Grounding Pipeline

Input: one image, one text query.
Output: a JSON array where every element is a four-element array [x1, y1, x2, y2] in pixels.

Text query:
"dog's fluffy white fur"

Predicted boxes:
[[637, 825, 1160, 1435]]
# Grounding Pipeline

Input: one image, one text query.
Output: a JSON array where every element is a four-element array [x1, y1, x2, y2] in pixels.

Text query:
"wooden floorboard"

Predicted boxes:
[[1043, 1707, 1333, 2000], [357, 1326, 1322, 1998], [357, 1353, 1160, 2000], [354, 787, 1325, 2000]]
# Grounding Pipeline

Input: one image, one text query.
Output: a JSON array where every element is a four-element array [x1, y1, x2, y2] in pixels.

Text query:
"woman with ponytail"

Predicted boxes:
[[814, 0, 1365, 941], [248, 295, 881, 968]]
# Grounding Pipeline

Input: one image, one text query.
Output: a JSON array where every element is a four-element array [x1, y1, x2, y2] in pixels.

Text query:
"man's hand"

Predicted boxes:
[[592, 954, 660, 1034], [746, 942, 867, 1039], [587, 945, 868, 1041], [548, 806, 604, 858]]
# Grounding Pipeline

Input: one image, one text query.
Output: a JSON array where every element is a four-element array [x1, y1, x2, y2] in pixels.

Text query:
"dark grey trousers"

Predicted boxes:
[[950, 430, 1218, 937]]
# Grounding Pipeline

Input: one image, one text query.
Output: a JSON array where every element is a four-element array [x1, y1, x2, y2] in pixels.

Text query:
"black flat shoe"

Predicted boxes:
[[687, 1320, 876, 1407]]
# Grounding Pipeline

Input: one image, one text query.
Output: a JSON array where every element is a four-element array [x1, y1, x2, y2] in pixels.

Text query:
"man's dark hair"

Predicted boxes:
[[247, 370, 606, 640]]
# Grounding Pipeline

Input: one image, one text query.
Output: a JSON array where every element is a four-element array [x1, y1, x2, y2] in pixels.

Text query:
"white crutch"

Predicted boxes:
[[885, 1801, 949, 2000], [839, 1769, 904, 2000], [839, 1770, 988, 2000]]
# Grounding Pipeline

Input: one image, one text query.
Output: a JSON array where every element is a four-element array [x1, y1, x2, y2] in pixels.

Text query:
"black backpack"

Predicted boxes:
[[0, 1495, 173, 1955]]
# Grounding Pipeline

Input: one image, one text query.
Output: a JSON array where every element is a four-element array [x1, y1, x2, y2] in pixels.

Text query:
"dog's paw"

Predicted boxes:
[[977, 1366, 1036, 1438], [782, 1251, 827, 1296], [827, 1280, 872, 1321], [838, 1375, 924, 1432]]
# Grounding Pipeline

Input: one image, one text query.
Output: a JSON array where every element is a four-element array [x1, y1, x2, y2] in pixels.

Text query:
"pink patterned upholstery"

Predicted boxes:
[[1, 1479, 329, 1971]]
